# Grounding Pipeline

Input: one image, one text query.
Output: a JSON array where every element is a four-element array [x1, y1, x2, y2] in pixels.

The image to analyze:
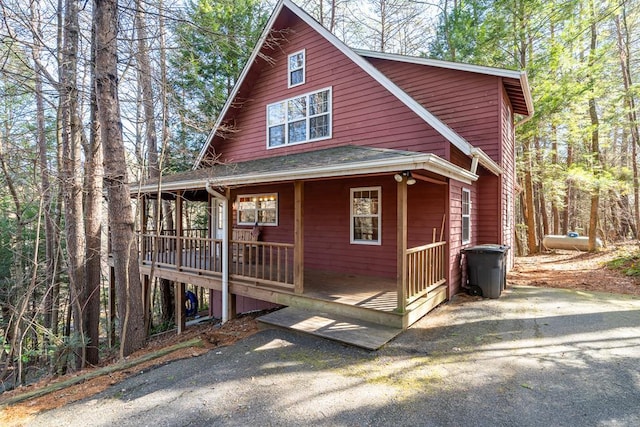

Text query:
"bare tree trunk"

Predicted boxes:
[[562, 142, 573, 235], [158, 0, 174, 324], [29, 1, 58, 355], [60, 0, 87, 369], [550, 124, 560, 234], [135, 0, 160, 331], [587, 0, 600, 252], [522, 138, 537, 254], [615, 11, 640, 239], [94, 0, 147, 357], [82, 19, 104, 366], [534, 135, 549, 238]]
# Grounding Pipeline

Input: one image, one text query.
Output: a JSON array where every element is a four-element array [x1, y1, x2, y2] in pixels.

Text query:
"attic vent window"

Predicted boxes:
[[288, 50, 305, 87], [267, 87, 332, 148]]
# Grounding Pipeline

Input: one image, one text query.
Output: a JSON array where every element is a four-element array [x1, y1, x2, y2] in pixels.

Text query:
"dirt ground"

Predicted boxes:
[[509, 242, 640, 296], [1, 243, 639, 425]]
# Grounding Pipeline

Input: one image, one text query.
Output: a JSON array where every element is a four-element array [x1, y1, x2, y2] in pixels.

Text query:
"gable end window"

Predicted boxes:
[[237, 193, 278, 226], [267, 87, 332, 148], [288, 50, 305, 87], [462, 188, 471, 244], [351, 187, 381, 245]]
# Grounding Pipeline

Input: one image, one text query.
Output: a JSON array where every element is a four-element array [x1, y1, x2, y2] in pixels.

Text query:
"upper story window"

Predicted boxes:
[[237, 193, 278, 226], [351, 187, 381, 245], [288, 50, 305, 87], [267, 87, 332, 148], [462, 188, 471, 244]]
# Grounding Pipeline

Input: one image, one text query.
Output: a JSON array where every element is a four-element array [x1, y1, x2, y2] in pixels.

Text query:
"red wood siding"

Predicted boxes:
[[476, 170, 499, 244], [209, 290, 279, 317], [230, 183, 295, 243], [500, 89, 516, 269], [448, 179, 477, 296], [450, 145, 472, 170], [366, 58, 503, 163], [230, 176, 446, 279], [208, 11, 449, 164]]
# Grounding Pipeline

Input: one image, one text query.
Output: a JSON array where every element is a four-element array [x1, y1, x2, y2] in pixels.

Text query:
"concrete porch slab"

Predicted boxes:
[[257, 306, 403, 350]]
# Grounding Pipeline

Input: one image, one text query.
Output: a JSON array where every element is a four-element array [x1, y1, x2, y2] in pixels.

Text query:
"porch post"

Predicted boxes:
[[397, 180, 408, 313], [139, 196, 146, 258], [143, 274, 151, 334], [175, 191, 183, 270], [294, 181, 304, 294], [175, 282, 186, 334], [225, 188, 236, 320]]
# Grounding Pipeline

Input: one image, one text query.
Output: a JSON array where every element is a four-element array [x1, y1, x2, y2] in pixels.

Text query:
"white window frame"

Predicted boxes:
[[350, 186, 382, 245], [288, 49, 305, 88], [462, 188, 471, 244], [236, 193, 278, 226], [266, 87, 332, 149]]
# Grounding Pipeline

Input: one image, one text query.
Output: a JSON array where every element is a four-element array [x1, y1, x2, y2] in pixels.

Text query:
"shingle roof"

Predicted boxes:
[[134, 145, 477, 193]]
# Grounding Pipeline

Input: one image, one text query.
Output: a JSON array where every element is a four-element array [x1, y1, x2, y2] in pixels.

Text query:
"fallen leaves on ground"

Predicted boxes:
[[508, 242, 640, 296], [0, 315, 259, 426]]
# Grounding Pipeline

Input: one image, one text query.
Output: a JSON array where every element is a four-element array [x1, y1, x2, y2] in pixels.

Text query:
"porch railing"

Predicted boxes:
[[139, 232, 294, 289], [406, 241, 447, 305], [231, 240, 294, 289], [140, 232, 222, 273]]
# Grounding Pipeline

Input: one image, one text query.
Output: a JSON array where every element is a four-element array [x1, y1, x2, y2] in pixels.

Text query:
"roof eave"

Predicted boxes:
[[471, 148, 503, 176], [519, 71, 535, 118], [134, 153, 478, 194], [355, 49, 524, 80]]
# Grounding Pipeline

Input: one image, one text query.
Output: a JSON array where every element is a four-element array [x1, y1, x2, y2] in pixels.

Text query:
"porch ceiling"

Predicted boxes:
[[133, 145, 478, 194]]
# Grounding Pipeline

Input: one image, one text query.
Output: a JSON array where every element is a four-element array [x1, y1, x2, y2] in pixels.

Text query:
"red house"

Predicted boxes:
[[132, 0, 533, 348]]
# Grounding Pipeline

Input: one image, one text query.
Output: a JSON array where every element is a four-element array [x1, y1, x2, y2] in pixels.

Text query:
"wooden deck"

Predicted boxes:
[[301, 269, 397, 312], [137, 236, 448, 335]]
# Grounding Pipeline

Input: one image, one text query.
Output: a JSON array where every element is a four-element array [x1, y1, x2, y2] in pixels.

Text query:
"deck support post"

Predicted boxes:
[[176, 191, 183, 270], [397, 179, 408, 313], [225, 187, 236, 320], [143, 274, 151, 334], [294, 181, 304, 294], [176, 282, 186, 334], [139, 196, 147, 259]]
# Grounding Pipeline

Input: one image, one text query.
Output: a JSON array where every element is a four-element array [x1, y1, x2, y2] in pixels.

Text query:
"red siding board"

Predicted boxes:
[[230, 177, 447, 280], [366, 57, 503, 164], [210, 14, 450, 164], [209, 290, 280, 317]]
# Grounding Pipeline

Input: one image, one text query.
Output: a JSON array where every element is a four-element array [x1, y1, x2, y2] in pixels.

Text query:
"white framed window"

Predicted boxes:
[[462, 188, 471, 244], [288, 50, 305, 87], [267, 87, 331, 148], [236, 193, 278, 226], [351, 187, 381, 245]]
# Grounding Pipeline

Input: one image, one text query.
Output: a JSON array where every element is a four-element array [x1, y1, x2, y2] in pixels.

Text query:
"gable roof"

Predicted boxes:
[[194, 0, 532, 174], [355, 49, 534, 117]]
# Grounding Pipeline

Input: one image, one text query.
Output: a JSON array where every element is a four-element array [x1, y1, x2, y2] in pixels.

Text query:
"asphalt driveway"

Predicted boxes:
[[26, 286, 640, 426]]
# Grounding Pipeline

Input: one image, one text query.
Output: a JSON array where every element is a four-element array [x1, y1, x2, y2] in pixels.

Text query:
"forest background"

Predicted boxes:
[[0, 0, 638, 389]]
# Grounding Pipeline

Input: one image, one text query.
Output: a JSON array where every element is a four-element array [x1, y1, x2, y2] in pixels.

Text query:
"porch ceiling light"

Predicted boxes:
[[394, 171, 416, 185]]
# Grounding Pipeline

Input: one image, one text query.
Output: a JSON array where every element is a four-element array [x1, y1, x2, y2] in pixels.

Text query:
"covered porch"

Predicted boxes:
[[132, 146, 478, 336]]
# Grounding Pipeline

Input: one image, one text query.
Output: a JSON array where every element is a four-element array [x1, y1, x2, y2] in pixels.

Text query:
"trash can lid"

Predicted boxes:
[[463, 244, 510, 254]]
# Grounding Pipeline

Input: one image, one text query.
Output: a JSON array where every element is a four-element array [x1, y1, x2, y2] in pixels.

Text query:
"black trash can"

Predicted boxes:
[[463, 244, 510, 298]]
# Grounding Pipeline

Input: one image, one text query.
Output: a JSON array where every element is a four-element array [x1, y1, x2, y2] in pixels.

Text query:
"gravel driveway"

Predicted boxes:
[[26, 285, 640, 426]]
